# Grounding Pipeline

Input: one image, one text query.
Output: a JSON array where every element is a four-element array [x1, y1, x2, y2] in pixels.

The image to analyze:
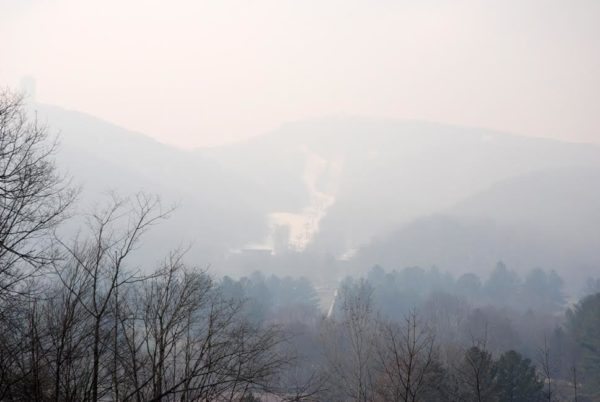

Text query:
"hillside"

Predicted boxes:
[[28, 105, 600, 281], [353, 167, 600, 287], [32, 103, 269, 265], [201, 118, 600, 258]]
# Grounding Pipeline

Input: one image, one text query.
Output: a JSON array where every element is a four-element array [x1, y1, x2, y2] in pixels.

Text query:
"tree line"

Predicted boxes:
[[224, 268, 599, 401]]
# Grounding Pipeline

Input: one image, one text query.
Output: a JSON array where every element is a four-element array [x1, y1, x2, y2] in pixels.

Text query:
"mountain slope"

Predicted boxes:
[[32, 103, 269, 265], [201, 117, 600, 256], [353, 167, 600, 285], [28, 104, 600, 281]]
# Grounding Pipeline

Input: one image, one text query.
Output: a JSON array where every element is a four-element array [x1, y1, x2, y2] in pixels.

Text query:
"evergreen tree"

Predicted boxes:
[[567, 293, 600, 398], [523, 268, 565, 312], [485, 261, 520, 305], [495, 350, 543, 402]]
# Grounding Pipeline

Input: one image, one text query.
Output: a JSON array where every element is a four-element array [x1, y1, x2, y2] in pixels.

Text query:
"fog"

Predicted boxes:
[[2, 1, 600, 401], [3, 0, 600, 147]]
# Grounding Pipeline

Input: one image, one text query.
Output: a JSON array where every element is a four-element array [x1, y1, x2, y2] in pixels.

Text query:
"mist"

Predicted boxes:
[[1, 1, 600, 401]]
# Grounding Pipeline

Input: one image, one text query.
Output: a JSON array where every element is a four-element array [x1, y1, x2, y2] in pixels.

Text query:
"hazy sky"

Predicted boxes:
[[2, 0, 599, 148]]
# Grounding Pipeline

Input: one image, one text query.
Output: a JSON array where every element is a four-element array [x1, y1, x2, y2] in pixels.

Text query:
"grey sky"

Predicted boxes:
[[2, 0, 599, 148]]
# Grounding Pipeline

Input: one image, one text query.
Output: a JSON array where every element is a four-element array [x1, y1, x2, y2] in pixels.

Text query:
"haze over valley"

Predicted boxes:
[[3, 1, 600, 400], [29, 100, 600, 292]]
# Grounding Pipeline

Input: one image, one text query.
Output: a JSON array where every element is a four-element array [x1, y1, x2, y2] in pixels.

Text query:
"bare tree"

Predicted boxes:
[[0, 189, 291, 402], [538, 336, 553, 402], [0, 89, 75, 298], [323, 279, 376, 402], [44, 263, 93, 402], [56, 193, 169, 401], [0, 89, 75, 401], [114, 250, 288, 402], [571, 365, 578, 402], [374, 310, 439, 402], [0, 89, 306, 402]]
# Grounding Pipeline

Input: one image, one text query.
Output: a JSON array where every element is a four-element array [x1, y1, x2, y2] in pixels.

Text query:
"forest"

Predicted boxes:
[[1, 89, 600, 402]]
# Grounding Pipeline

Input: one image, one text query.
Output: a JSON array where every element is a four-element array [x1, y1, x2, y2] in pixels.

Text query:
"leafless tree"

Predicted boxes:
[[0, 186, 294, 401], [571, 365, 579, 402], [110, 249, 289, 402], [55, 193, 169, 401], [0, 89, 75, 401], [44, 263, 93, 402], [0, 89, 75, 298], [538, 336, 554, 402], [323, 279, 376, 402], [374, 310, 439, 402], [421, 291, 470, 350]]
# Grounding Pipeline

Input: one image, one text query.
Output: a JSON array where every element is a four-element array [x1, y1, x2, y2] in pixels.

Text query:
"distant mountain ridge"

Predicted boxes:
[[200, 118, 600, 258], [33, 103, 270, 266], [354, 166, 600, 286], [30, 104, 600, 282]]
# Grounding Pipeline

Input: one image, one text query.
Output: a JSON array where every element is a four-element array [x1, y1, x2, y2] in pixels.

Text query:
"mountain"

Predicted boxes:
[[354, 166, 600, 287], [200, 118, 600, 259], [32, 103, 270, 266], [28, 105, 600, 282]]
